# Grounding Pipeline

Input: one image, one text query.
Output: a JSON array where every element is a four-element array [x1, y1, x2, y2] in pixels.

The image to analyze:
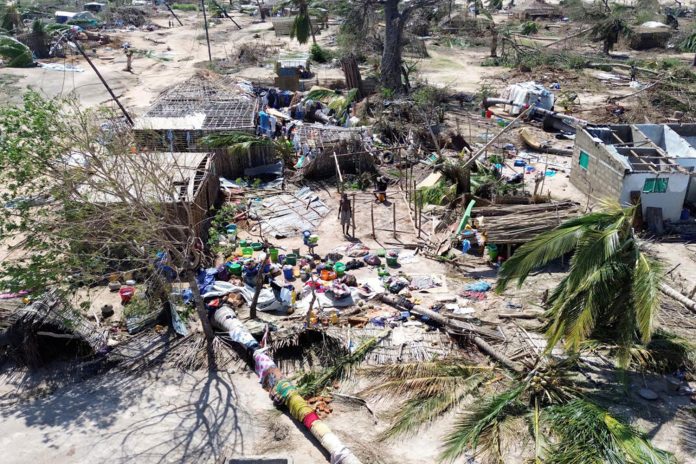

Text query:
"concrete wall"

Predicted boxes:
[[569, 128, 629, 203], [619, 172, 689, 221]]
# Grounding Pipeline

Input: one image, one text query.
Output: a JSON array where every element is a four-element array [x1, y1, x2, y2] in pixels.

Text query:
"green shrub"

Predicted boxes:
[[310, 43, 332, 63], [171, 3, 198, 11], [520, 21, 539, 35]]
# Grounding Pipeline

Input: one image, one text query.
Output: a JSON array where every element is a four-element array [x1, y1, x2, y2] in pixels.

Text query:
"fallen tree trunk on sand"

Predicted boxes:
[[660, 283, 696, 314], [212, 306, 363, 464], [378, 294, 524, 373]]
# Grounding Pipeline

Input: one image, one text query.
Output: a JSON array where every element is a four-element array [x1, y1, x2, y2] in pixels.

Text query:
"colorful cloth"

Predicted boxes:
[[253, 349, 277, 380]]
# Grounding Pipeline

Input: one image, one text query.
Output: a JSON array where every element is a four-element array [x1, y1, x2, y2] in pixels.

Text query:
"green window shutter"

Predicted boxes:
[[643, 178, 668, 193], [579, 151, 589, 170], [643, 178, 656, 193]]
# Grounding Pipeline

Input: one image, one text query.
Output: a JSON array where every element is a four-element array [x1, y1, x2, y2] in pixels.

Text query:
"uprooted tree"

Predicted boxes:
[[0, 93, 218, 367]]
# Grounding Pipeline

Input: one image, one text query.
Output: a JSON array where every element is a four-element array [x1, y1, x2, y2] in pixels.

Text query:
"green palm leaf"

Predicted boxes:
[[380, 391, 462, 440], [361, 361, 493, 400], [439, 384, 527, 463], [631, 251, 663, 343], [544, 399, 675, 464]]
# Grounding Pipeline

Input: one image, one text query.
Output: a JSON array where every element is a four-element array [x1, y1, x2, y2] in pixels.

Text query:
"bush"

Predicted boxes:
[[520, 21, 539, 36], [171, 3, 198, 11], [310, 43, 332, 63]]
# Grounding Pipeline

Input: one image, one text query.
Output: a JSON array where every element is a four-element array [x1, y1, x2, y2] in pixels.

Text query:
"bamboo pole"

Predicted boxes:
[[333, 151, 343, 193], [371, 202, 375, 239], [463, 106, 533, 169], [351, 193, 356, 238]]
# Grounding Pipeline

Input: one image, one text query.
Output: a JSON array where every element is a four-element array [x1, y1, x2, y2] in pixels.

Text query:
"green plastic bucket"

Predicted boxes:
[[239, 239, 248, 247], [269, 248, 279, 263], [242, 247, 253, 257], [386, 256, 398, 267], [228, 262, 242, 276], [377, 248, 386, 257], [285, 253, 297, 265], [334, 262, 346, 277], [251, 242, 263, 251]]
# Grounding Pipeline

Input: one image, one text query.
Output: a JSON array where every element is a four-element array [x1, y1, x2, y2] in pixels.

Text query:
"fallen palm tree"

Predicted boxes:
[[212, 306, 364, 464]]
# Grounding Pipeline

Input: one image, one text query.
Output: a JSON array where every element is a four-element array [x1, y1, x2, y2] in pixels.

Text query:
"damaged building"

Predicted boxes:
[[134, 74, 277, 178], [570, 124, 696, 224]]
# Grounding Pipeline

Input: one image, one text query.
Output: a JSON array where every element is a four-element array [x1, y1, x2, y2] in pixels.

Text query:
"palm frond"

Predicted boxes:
[[496, 224, 586, 292], [360, 360, 493, 400], [296, 330, 387, 397], [632, 330, 696, 375], [544, 399, 675, 464], [439, 384, 527, 463], [631, 251, 662, 343], [290, 11, 311, 44], [380, 391, 462, 441]]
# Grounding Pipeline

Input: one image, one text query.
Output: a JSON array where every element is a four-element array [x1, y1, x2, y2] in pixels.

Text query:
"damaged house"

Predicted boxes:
[[134, 74, 276, 178], [80, 152, 220, 243], [570, 124, 695, 224], [292, 124, 377, 179]]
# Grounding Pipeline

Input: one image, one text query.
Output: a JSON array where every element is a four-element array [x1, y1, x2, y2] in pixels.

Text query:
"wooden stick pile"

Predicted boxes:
[[474, 201, 580, 244]]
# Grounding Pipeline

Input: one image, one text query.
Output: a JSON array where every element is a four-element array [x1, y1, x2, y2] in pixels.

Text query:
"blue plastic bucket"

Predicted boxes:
[[283, 265, 294, 280]]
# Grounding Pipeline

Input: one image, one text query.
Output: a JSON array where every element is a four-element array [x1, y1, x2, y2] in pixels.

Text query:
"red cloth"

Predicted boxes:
[[302, 411, 320, 429]]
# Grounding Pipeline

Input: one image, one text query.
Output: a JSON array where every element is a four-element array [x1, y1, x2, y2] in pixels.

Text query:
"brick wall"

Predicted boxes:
[[569, 129, 627, 203]]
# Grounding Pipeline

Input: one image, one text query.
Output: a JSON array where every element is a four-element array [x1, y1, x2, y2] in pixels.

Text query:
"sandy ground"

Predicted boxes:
[[2, 6, 696, 464]]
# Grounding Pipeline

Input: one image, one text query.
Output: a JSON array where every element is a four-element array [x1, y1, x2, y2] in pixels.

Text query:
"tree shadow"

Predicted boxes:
[[0, 362, 249, 463], [108, 369, 246, 464]]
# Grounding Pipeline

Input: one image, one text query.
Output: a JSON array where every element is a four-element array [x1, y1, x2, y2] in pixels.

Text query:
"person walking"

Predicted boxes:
[[338, 193, 352, 237]]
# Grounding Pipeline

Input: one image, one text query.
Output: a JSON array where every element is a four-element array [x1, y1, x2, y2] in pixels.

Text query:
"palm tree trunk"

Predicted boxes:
[[660, 283, 696, 314]]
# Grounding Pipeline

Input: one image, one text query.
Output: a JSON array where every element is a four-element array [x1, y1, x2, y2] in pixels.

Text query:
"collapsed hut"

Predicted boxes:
[[1, 290, 106, 366], [629, 22, 673, 50], [134, 74, 276, 178], [511, 0, 561, 20], [292, 124, 377, 179]]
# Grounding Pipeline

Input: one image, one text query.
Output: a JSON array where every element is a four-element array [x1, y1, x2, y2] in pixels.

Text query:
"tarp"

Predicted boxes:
[[502, 82, 554, 115]]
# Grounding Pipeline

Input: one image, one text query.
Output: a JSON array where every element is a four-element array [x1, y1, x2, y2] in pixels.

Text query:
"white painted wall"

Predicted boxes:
[[619, 173, 690, 221]]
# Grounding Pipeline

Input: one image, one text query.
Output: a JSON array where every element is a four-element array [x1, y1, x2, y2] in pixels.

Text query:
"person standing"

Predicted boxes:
[[123, 44, 134, 73], [338, 193, 352, 237]]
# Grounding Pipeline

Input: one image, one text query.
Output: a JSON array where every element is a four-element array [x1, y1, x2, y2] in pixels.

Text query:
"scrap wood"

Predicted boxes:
[[377, 295, 522, 372], [498, 311, 545, 319]]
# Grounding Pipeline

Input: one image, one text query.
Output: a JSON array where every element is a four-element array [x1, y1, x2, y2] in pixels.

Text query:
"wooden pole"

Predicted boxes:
[[164, 2, 184, 26], [210, 0, 242, 29], [200, 0, 212, 62], [72, 41, 133, 125], [333, 151, 343, 193], [463, 106, 533, 169], [418, 191, 422, 238], [392, 202, 397, 238], [351, 193, 356, 238], [371, 202, 375, 239]]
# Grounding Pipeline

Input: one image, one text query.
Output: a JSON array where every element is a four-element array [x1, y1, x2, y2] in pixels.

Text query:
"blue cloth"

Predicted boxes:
[[196, 268, 217, 294], [258, 111, 269, 132], [461, 239, 471, 254], [464, 280, 492, 292]]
